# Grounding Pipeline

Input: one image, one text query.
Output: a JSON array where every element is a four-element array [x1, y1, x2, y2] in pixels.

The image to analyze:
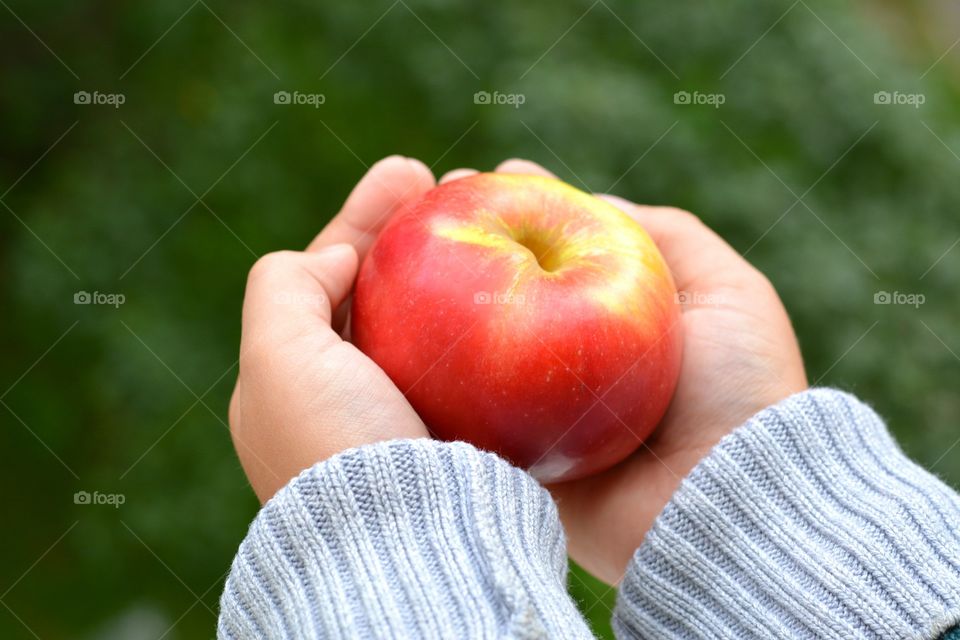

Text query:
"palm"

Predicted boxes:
[[548, 204, 807, 585], [285, 339, 426, 440]]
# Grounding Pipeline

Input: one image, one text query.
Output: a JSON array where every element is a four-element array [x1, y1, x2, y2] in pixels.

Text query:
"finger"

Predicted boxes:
[[241, 245, 359, 351], [307, 156, 435, 260], [597, 195, 692, 248], [494, 158, 558, 178], [598, 194, 750, 291], [331, 293, 352, 334], [439, 168, 479, 184]]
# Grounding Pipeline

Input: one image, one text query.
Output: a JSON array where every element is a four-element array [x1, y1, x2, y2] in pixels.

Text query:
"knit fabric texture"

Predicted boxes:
[[218, 438, 593, 639], [614, 389, 960, 639], [219, 389, 960, 638]]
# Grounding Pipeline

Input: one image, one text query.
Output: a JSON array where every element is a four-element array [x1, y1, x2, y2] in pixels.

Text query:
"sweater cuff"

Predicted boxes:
[[218, 439, 592, 639], [614, 389, 960, 639]]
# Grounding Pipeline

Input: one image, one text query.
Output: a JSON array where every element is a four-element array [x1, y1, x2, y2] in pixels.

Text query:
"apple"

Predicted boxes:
[[351, 173, 682, 482]]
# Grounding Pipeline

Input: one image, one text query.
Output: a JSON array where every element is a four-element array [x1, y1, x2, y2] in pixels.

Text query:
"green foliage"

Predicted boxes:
[[2, 1, 959, 637]]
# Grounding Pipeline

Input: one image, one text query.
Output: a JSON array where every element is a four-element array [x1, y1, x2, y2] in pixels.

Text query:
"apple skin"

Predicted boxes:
[[351, 173, 682, 482]]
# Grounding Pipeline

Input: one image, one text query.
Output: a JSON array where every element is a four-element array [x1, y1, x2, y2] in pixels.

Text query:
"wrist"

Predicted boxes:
[[221, 438, 593, 638], [615, 388, 960, 639]]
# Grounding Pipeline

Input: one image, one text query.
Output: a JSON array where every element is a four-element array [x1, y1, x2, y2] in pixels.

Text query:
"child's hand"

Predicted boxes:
[[442, 160, 807, 583], [556, 189, 808, 585], [228, 157, 435, 502]]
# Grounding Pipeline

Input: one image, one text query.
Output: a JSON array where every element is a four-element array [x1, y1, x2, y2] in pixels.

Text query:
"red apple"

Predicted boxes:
[[351, 173, 682, 482]]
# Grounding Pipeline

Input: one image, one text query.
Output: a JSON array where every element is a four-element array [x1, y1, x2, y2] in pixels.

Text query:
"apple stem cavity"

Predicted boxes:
[[507, 227, 565, 273]]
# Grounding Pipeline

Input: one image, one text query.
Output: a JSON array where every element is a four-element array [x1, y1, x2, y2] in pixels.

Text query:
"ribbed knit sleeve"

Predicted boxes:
[[614, 389, 960, 639], [217, 439, 592, 639]]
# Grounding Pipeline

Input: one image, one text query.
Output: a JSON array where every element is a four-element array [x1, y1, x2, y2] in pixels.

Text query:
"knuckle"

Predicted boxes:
[[238, 339, 272, 376], [747, 266, 778, 296], [646, 206, 704, 231], [248, 250, 298, 283], [665, 207, 702, 226], [228, 384, 242, 432]]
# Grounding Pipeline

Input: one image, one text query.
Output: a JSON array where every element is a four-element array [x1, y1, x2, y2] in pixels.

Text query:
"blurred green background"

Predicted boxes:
[[3, 1, 960, 637]]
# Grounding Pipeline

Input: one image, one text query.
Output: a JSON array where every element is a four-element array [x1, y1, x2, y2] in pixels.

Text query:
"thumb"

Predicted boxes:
[[240, 244, 359, 351]]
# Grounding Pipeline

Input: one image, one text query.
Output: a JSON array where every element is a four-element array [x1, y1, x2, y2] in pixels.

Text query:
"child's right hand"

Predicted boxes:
[[228, 157, 436, 503]]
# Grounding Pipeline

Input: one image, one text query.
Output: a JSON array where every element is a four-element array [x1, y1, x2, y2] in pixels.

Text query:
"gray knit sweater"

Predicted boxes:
[[218, 389, 960, 639]]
